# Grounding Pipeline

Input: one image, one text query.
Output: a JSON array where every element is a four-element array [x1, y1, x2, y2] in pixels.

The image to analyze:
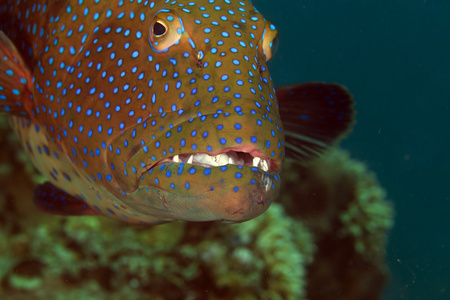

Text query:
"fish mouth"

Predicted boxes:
[[106, 110, 283, 223], [131, 146, 279, 223], [144, 147, 274, 173]]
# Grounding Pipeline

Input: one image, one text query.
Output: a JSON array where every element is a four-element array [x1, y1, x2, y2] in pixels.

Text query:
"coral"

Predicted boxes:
[[279, 149, 394, 300], [0, 203, 313, 299], [0, 114, 393, 299]]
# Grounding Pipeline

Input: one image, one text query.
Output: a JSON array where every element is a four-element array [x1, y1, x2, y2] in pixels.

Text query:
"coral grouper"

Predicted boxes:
[[0, 0, 354, 224]]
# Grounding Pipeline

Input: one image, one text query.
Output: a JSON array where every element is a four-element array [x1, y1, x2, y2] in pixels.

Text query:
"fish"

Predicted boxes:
[[0, 0, 355, 224]]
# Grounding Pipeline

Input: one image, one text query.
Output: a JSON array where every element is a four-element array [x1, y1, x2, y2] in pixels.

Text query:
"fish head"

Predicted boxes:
[[108, 0, 284, 223], [33, 0, 283, 223]]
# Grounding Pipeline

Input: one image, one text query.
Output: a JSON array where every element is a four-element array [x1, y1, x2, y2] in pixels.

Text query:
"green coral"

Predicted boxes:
[[338, 165, 394, 259], [0, 202, 314, 299]]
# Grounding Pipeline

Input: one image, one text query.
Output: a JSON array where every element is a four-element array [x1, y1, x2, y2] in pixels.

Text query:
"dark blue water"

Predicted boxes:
[[257, 0, 450, 299]]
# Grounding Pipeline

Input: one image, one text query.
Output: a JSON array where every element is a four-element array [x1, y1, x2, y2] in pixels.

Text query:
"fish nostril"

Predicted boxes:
[[196, 52, 204, 68], [196, 59, 204, 68], [258, 64, 264, 75]]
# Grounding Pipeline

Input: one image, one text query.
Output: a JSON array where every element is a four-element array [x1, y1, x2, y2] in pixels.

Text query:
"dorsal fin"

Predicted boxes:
[[0, 31, 34, 119]]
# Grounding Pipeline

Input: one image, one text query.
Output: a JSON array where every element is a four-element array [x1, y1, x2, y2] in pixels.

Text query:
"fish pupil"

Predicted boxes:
[[153, 21, 166, 36]]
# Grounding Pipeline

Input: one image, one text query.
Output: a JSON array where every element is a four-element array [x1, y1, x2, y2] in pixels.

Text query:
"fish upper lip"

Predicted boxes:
[[144, 146, 276, 173]]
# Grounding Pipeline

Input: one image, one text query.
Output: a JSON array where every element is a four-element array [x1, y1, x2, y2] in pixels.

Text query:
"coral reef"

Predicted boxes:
[[279, 150, 394, 300], [0, 115, 393, 299]]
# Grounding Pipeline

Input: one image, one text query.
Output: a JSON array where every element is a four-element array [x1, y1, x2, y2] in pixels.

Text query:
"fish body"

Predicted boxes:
[[0, 0, 355, 224]]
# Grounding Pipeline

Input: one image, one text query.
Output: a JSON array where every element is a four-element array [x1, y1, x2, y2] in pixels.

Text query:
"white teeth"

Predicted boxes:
[[260, 160, 269, 172], [170, 152, 270, 171], [217, 153, 229, 165], [192, 153, 209, 164], [250, 157, 269, 172], [227, 151, 238, 163], [262, 174, 271, 192]]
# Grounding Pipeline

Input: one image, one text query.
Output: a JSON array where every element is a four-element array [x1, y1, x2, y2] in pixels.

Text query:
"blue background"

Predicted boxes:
[[256, 0, 450, 299]]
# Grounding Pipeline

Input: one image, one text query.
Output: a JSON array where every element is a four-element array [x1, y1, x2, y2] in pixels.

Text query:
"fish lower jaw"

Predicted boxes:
[[158, 151, 271, 172]]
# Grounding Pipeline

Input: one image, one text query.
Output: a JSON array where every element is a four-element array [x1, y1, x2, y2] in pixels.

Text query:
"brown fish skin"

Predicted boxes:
[[0, 0, 355, 224]]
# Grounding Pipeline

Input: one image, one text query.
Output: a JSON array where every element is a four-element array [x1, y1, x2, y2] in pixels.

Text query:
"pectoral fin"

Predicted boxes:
[[34, 182, 99, 216], [277, 82, 355, 163]]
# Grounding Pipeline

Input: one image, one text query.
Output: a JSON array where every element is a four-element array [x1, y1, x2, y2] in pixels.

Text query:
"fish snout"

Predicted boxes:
[[106, 112, 283, 222]]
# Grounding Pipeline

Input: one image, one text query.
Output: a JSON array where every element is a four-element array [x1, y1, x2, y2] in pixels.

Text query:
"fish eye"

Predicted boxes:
[[260, 22, 279, 61], [149, 10, 183, 52], [153, 21, 167, 37]]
